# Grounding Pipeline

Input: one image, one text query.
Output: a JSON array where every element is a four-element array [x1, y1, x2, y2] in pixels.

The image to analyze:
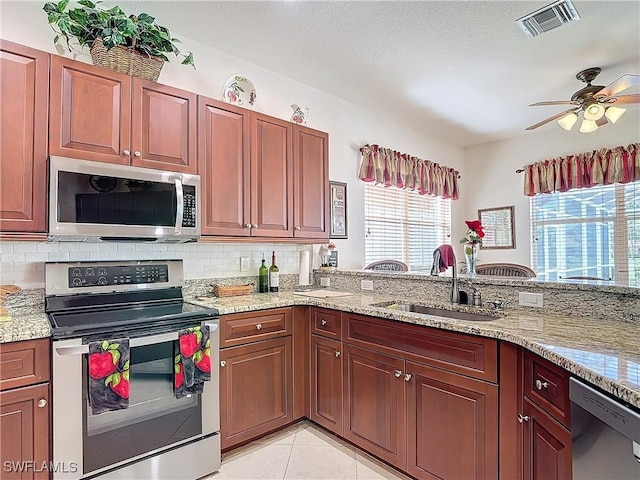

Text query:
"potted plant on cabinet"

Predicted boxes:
[[43, 0, 195, 81]]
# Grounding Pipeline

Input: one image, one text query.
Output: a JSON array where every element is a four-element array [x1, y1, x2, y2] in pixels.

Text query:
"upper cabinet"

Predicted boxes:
[[0, 41, 49, 233], [49, 56, 196, 173]]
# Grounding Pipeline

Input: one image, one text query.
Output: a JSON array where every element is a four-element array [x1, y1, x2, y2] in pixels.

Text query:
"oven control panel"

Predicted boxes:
[[67, 264, 169, 288]]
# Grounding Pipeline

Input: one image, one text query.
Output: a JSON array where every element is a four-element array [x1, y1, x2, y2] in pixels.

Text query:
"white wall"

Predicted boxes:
[[463, 123, 640, 266], [0, 1, 466, 275]]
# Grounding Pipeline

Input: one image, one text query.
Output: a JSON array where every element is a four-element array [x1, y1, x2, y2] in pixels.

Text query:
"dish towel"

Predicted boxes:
[[87, 339, 130, 415], [175, 325, 211, 399], [431, 244, 456, 274]]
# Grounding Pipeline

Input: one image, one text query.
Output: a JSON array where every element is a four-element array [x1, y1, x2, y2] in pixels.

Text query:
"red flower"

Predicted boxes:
[[465, 220, 485, 238]]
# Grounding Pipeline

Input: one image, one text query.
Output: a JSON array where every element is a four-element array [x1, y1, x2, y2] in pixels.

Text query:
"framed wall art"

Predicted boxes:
[[478, 205, 515, 249], [329, 181, 347, 239]]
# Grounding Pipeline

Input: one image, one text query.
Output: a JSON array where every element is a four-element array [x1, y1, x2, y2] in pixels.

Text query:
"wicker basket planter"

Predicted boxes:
[[90, 38, 164, 81]]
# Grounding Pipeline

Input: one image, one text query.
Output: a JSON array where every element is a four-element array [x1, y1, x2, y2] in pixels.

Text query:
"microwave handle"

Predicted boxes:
[[174, 177, 184, 235], [55, 331, 179, 356]]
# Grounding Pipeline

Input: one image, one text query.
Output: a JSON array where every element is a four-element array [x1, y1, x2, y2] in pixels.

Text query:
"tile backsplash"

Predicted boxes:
[[0, 241, 315, 288]]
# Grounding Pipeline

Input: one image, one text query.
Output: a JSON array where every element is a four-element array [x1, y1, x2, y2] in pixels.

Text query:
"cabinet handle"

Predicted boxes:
[[335, 351, 341, 358], [37, 399, 47, 408], [321, 320, 327, 326], [404, 373, 412, 381], [517, 413, 530, 423], [535, 379, 549, 390], [244, 223, 251, 228], [256, 323, 263, 330], [252, 224, 259, 229], [295, 226, 301, 230], [394, 370, 402, 378], [220, 360, 226, 367], [123, 149, 130, 156], [134, 151, 141, 157]]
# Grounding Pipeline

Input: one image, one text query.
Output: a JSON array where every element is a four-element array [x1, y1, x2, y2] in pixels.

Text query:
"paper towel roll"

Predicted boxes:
[[298, 250, 310, 286]]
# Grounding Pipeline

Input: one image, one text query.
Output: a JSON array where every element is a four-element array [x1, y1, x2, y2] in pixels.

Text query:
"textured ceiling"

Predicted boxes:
[[120, 1, 639, 147]]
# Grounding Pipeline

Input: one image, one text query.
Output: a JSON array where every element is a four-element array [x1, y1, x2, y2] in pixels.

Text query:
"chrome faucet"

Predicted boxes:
[[431, 249, 460, 304]]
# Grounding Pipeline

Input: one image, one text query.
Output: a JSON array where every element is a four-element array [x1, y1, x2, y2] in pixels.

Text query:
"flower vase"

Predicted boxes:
[[464, 244, 478, 277]]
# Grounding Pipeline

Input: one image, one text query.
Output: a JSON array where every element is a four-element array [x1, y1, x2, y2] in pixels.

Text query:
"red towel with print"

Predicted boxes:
[[174, 325, 211, 398]]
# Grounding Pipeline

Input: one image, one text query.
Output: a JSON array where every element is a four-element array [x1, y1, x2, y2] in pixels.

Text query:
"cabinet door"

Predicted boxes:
[[0, 41, 48, 232], [198, 96, 250, 236], [250, 113, 293, 237], [49, 55, 131, 164], [310, 335, 343, 435], [522, 397, 572, 480], [132, 79, 197, 173], [0, 383, 50, 480], [219, 337, 292, 450], [343, 344, 406, 469], [293, 125, 328, 239], [406, 361, 498, 480]]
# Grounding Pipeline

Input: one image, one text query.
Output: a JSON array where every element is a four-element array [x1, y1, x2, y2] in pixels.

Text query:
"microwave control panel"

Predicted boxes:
[[182, 185, 197, 228], [68, 264, 169, 288]]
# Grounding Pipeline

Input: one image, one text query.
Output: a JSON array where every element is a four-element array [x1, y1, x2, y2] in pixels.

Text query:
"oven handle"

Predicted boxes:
[[55, 331, 179, 356]]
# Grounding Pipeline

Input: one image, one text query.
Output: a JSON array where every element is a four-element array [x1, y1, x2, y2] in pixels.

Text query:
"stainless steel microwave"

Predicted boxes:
[[49, 156, 201, 242]]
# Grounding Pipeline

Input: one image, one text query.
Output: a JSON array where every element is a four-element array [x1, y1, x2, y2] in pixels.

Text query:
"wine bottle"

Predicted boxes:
[[259, 256, 268, 293], [269, 251, 280, 293]]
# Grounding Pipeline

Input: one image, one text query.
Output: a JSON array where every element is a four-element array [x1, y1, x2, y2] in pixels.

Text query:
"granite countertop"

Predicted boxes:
[[188, 291, 640, 410], [0, 288, 51, 343]]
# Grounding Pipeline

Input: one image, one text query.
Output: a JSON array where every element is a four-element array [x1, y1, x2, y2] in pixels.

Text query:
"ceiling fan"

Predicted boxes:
[[526, 67, 640, 133]]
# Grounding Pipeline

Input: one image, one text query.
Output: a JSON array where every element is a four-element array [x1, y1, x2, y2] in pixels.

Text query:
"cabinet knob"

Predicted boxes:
[[220, 360, 226, 367], [37, 399, 47, 408], [123, 149, 131, 156], [335, 350, 341, 358], [321, 320, 327, 326], [535, 379, 549, 390], [394, 370, 402, 378], [295, 226, 301, 230], [256, 323, 263, 330], [134, 151, 141, 157], [404, 373, 412, 381], [517, 413, 530, 423], [252, 224, 259, 229], [244, 223, 251, 228]]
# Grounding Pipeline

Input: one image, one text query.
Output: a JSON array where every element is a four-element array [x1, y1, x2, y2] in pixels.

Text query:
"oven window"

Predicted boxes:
[[82, 341, 202, 475]]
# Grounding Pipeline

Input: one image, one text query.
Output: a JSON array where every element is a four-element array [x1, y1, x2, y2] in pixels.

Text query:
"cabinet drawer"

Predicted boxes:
[[345, 313, 497, 382], [524, 351, 570, 428], [221, 308, 292, 347], [311, 308, 342, 339], [0, 339, 50, 391]]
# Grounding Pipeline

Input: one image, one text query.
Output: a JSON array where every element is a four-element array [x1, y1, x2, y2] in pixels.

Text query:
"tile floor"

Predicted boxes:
[[206, 421, 412, 480]]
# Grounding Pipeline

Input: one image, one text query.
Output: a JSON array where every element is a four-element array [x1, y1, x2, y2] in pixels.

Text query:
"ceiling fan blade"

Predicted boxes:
[[525, 108, 580, 131], [609, 93, 640, 105], [597, 74, 640, 97], [529, 100, 579, 106]]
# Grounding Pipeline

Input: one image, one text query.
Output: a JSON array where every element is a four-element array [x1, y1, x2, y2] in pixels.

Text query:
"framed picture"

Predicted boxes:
[[329, 181, 347, 239], [478, 205, 515, 249]]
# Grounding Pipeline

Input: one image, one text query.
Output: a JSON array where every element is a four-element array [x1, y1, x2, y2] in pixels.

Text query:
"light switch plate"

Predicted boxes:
[[519, 292, 543, 308], [240, 257, 250, 272], [320, 277, 330, 287], [361, 280, 374, 291]]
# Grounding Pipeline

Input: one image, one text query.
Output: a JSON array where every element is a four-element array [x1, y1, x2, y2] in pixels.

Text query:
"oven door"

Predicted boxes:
[[52, 321, 219, 480]]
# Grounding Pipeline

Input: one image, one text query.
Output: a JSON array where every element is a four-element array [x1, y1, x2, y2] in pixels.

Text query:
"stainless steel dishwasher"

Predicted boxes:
[[570, 377, 640, 479]]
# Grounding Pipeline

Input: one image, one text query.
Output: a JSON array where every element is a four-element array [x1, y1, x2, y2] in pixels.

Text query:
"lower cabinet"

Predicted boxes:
[[219, 336, 292, 450], [310, 335, 343, 435]]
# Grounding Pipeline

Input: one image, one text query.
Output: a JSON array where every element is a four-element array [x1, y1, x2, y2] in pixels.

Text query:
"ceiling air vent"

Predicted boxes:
[[516, 0, 580, 38]]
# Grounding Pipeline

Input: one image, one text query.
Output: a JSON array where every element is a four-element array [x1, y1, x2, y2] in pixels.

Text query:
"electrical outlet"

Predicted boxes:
[[320, 277, 330, 287], [240, 257, 250, 272], [519, 292, 543, 308], [361, 279, 374, 291]]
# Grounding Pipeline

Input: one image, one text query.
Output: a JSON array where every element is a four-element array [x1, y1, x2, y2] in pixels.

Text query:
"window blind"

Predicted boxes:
[[530, 182, 640, 287], [364, 184, 451, 271]]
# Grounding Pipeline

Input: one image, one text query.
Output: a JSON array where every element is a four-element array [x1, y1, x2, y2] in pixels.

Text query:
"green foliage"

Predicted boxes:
[[43, 0, 195, 68]]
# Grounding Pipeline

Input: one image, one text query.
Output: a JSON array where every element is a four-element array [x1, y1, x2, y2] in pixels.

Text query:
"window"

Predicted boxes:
[[530, 182, 640, 287], [364, 184, 451, 271]]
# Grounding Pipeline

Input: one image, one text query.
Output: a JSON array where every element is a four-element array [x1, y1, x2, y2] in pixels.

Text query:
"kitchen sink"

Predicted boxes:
[[372, 302, 499, 322]]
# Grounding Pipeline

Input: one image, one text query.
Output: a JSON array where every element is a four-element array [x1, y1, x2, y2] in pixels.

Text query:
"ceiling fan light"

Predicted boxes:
[[605, 106, 626, 124], [583, 102, 605, 121], [579, 119, 598, 133], [557, 112, 578, 130]]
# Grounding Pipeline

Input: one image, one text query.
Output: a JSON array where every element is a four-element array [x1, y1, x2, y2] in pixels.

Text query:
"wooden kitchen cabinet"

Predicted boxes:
[[49, 56, 196, 172], [0, 40, 49, 233], [292, 125, 328, 238], [310, 335, 343, 435], [0, 339, 51, 480]]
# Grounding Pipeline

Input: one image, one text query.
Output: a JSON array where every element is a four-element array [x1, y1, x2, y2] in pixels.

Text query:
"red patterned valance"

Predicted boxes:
[[522, 143, 639, 196], [358, 144, 460, 200]]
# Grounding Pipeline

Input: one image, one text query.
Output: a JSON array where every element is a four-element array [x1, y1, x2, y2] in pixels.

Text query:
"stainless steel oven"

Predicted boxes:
[[49, 156, 200, 242], [46, 260, 220, 480]]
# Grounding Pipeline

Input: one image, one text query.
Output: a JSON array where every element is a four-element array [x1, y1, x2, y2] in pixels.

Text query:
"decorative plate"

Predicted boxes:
[[89, 175, 117, 193], [223, 75, 256, 106]]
